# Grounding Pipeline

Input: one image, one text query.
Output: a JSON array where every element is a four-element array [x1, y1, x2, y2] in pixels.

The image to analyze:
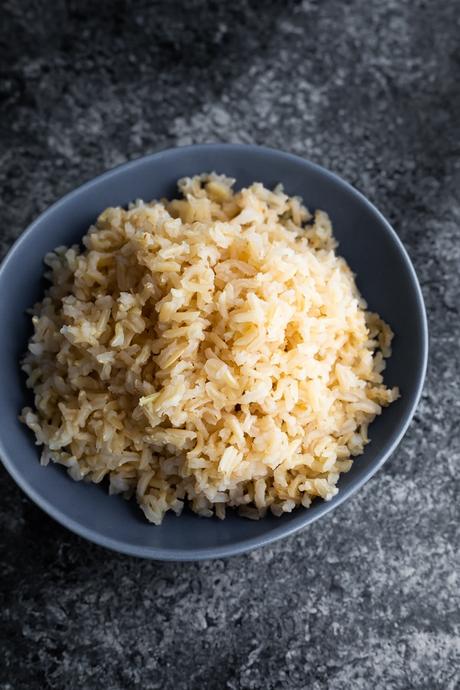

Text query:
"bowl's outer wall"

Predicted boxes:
[[0, 145, 427, 559]]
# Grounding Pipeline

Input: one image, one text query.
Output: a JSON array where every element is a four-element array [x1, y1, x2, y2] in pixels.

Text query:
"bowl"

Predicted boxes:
[[0, 144, 428, 560]]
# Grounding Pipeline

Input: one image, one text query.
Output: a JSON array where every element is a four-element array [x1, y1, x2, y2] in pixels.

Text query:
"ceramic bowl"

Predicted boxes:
[[0, 144, 428, 560]]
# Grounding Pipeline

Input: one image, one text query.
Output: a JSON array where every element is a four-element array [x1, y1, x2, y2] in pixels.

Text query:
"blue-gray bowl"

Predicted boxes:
[[0, 144, 428, 560]]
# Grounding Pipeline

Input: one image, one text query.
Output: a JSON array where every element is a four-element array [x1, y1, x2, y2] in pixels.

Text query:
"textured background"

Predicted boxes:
[[1, 1, 459, 688]]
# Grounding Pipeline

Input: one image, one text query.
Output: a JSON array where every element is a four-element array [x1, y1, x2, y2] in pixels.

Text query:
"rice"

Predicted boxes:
[[21, 173, 399, 524]]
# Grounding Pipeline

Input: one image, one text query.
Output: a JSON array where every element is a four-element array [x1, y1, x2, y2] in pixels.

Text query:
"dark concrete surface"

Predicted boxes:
[[0, 1, 459, 688]]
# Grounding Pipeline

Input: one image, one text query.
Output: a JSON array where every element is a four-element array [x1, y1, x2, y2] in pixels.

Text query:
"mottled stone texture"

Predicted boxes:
[[0, 0, 459, 688]]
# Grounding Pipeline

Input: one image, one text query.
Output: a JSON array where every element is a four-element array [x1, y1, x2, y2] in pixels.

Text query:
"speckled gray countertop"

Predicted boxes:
[[0, 1, 459, 688]]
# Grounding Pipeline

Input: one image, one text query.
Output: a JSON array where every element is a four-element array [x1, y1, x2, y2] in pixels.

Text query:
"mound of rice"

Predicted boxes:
[[21, 173, 398, 524]]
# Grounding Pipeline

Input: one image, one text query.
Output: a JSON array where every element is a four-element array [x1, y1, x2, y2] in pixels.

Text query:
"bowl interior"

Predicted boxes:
[[0, 145, 427, 559]]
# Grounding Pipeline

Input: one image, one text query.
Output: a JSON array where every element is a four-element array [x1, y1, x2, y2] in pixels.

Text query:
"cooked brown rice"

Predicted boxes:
[[21, 173, 399, 524]]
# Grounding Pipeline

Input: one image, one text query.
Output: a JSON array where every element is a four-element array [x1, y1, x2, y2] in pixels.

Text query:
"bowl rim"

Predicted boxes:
[[0, 143, 429, 561]]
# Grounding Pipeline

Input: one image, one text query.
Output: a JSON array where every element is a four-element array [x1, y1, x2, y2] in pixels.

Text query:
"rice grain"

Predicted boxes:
[[21, 173, 399, 524]]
